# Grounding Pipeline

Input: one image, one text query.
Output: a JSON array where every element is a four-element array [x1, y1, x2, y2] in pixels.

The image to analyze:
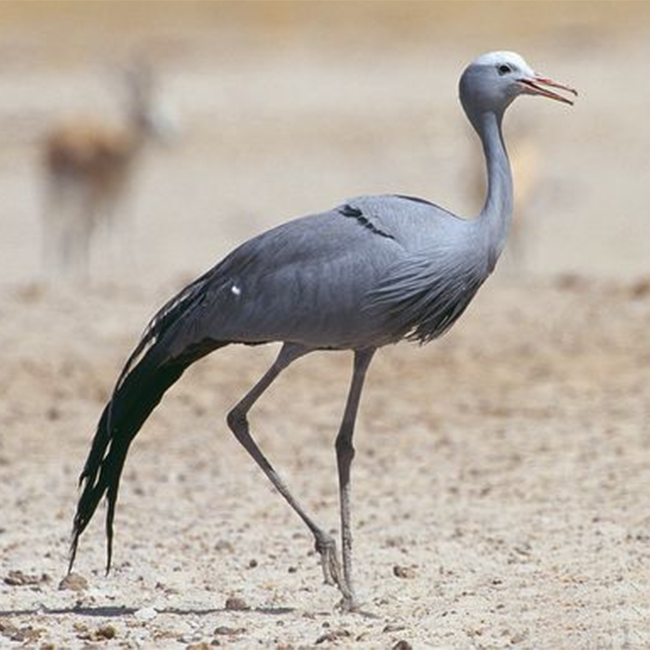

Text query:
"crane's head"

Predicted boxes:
[[459, 51, 577, 120]]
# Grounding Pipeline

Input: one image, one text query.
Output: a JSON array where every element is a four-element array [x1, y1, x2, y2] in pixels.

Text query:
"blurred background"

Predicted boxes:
[[0, 1, 649, 290], [3, 6, 650, 646]]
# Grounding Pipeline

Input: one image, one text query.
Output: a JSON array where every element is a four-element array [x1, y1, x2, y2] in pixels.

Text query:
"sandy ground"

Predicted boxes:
[[2, 3, 650, 649], [3, 277, 650, 649]]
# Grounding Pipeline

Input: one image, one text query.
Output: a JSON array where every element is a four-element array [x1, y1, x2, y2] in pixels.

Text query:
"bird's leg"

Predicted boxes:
[[334, 348, 375, 612], [226, 343, 348, 596]]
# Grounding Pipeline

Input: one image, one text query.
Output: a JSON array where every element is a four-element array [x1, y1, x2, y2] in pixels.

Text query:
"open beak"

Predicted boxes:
[[518, 76, 578, 105]]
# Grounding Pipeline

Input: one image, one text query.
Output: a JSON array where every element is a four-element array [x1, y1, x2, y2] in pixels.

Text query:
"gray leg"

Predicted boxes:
[[335, 348, 375, 611], [226, 343, 348, 598]]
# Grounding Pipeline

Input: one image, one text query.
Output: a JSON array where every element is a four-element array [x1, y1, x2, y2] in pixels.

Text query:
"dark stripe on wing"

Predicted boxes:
[[338, 204, 395, 240]]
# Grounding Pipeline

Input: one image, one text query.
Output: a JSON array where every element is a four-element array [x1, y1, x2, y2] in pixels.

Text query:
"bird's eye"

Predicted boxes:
[[497, 64, 512, 75]]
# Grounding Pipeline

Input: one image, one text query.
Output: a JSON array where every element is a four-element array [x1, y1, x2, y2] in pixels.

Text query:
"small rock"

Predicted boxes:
[[214, 626, 241, 636], [9, 626, 44, 643], [393, 642, 412, 650], [94, 624, 117, 640], [73, 622, 91, 641], [186, 643, 211, 650], [630, 278, 650, 299], [0, 622, 19, 639], [134, 606, 158, 621], [45, 407, 61, 421], [58, 573, 88, 591], [225, 596, 249, 611], [315, 632, 337, 644], [248, 559, 258, 569], [4, 570, 47, 586], [510, 631, 527, 644], [555, 273, 585, 291], [315, 629, 351, 644], [392, 565, 417, 579], [383, 624, 406, 633]]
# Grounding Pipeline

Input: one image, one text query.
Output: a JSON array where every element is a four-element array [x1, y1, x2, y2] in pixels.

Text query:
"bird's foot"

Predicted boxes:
[[337, 599, 380, 618], [314, 536, 360, 608], [315, 535, 344, 587], [336, 594, 361, 613]]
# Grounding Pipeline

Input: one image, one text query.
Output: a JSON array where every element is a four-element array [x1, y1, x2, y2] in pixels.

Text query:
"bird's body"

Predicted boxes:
[[69, 51, 576, 611], [161, 195, 483, 352]]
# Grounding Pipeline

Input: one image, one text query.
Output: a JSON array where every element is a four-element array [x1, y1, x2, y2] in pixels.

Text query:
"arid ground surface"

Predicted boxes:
[[1, 3, 650, 648]]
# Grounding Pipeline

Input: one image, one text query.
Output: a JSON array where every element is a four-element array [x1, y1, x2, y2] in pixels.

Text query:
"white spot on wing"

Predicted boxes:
[[231, 284, 241, 296]]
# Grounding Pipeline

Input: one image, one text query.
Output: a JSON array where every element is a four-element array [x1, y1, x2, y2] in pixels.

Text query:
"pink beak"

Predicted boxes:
[[518, 76, 578, 105]]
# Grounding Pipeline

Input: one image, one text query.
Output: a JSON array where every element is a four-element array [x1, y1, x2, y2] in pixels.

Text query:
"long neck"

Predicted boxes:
[[473, 110, 513, 267]]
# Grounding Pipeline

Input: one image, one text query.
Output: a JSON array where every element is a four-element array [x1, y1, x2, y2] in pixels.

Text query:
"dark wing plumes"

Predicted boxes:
[[69, 271, 227, 573]]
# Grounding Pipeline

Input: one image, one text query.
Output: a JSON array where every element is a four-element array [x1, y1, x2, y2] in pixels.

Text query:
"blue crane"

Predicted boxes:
[[69, 51, 576, 611]]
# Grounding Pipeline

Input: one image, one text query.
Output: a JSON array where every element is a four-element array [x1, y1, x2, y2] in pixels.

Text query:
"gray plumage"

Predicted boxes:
[[69, 51, 576, 611]]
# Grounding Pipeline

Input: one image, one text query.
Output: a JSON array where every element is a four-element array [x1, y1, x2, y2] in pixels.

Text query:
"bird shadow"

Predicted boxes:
[[0, 604, 295, 618]]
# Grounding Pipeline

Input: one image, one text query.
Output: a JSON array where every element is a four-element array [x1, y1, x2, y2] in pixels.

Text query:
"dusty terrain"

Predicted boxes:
[[1, 3, 650, 648]]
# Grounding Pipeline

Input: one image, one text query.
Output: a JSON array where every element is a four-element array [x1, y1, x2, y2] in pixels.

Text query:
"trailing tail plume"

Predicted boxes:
[[69, 274, 225, 572]]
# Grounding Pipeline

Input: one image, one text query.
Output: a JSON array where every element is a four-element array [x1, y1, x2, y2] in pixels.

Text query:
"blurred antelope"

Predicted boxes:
[[42, 61, 164, 279]]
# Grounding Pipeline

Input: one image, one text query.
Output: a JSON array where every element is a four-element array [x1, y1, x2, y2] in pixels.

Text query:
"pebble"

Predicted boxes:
[[392, 642, 413, 650], [214, 626, 242, 636], [383, 624, 407, 633], [392, 565, 417, 579], [630, 278, 650, 298], [94, 624, 117, 640], [214, 540, 234, 553], [134, 606, 158, 621], [4, 570, 49, 587], [225, 596, 250, 611], [58, 573, 88, 591], [0, 622, 44, 643], [315, 629, 351, 644]]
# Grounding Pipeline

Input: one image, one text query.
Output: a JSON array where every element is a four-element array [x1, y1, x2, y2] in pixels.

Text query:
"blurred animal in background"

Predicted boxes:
[[41, 60, 171, 280], [470, 121, 540, 273]]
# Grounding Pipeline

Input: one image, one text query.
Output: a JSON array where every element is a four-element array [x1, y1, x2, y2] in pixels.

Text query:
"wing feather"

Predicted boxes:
[[363, 247, 488, 344]]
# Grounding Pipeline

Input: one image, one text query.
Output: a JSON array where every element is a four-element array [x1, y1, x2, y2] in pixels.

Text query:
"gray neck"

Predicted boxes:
[[473, 110, 513, 268]]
